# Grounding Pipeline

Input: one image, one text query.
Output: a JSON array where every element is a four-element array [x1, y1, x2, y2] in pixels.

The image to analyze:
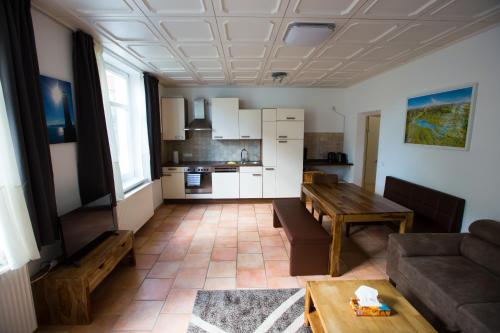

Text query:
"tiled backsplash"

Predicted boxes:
[[163, 131, 261, 163], [304, 132, 344, 159]]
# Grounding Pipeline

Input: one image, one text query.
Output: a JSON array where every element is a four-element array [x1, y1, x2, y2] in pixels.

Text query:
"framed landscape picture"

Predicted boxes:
[[40, 75, 77, 144], [404, 83, 477, 150]]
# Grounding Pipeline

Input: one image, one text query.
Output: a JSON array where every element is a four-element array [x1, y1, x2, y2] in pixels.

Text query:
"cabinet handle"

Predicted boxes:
[[278, 140, 287, 143], [241, 135, 250, 138], [286, 117, 296, 120], [253, 174, 262, 177], [214, 136, 223, 139], [164, 174, 172, 177], [278, 135, 288, 138], [265, 168, 275, 171], [168, 168, 176, 170]]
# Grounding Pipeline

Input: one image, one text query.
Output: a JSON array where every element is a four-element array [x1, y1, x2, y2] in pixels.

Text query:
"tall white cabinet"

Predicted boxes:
[[262, 108, 304, 198], [161, 97, 185, 141]]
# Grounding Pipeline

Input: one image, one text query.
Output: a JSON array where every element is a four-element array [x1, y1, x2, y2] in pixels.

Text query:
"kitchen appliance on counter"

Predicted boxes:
[[327, 152, 348, 164], [184, 166, 213, 194]]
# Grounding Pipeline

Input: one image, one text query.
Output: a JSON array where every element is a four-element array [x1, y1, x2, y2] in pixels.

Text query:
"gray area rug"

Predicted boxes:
[[188, 288, 312, 333]]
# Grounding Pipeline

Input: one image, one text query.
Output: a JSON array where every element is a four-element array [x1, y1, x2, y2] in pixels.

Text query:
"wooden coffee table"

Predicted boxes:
[[304, 280, 436, 333]]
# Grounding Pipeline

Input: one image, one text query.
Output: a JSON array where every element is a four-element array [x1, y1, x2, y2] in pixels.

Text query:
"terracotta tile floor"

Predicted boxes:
[[38, 202, 393, 333]]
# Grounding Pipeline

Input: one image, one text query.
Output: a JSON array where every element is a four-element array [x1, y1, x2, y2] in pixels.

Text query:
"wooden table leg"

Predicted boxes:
[[399, 212, 414, 233], [304, 283, 312, 326], [300, 187, 306, 204], [329, 214, 343, 277]]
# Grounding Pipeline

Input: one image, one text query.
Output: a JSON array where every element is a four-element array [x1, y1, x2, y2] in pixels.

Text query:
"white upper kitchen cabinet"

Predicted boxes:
[[212, 172, 239, 198], [276, 108, 304, 121], [238, 109, 261, 139], [262, 122, 277, 166], [276, 139, 304, 198], [162, 173, 185, 199], [161, 97, 185, 140], [239, 167, 263, 198], [276, 121, 304, 140], [211, 98, 239, 140], [262, 108, 277, 122]]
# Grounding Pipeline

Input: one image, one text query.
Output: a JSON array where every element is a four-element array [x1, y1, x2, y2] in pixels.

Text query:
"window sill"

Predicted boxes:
[[122, 180, 152, 200]]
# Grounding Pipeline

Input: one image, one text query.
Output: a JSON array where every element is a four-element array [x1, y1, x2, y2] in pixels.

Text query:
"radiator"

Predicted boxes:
[[0, 266, 38, 333]]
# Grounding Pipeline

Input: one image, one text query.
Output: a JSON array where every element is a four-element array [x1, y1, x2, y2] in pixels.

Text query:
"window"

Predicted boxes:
[[103, 57, 150, 193]]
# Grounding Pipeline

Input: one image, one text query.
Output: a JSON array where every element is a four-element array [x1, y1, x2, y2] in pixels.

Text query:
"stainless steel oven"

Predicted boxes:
[[184, 166, 213, 194]]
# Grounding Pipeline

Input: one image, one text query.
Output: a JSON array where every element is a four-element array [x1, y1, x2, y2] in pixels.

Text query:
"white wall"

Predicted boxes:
[[343, 25, 500, 231], [161, 86, 346, 133], [32, 9, 81, 216]]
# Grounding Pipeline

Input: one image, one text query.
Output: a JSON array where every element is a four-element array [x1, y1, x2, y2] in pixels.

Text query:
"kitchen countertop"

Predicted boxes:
[[163, 161, 262, 167]]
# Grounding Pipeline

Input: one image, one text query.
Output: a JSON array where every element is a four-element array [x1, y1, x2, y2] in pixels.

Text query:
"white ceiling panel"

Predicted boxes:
[[273, 45, 317, 59], [136, 0, 214, 16], [213, 0, 289, 17], [230, 60, 262, 70], [387, 21, 459, 46], [226, 44, 268, 58], [155, 18, 217, 42], [149, 60, 186, 71], [37, 0, 500, 87], [128, 44, 175, 58], [95, 19, 159, 42], [423, 0, 500, 21], [333, 20, 406, 44], [178, 44, 221, 58], [219, 18, 279, 43], [190, 60, 224, 70], [304, 60, 343, 71], [286, 0, 366, 18], [317, 44, 366, 59], [356, 0, 443, 19]]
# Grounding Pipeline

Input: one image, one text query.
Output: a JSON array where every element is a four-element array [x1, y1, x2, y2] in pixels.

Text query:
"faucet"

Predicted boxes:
[[240, 147, 248, 163]]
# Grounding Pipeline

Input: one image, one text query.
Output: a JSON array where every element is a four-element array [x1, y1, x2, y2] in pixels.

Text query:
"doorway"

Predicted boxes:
[[362, 115, 381, 192]]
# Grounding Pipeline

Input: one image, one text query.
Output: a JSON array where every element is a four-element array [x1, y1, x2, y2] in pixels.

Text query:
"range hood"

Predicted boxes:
[[185, 98, 211, 131]]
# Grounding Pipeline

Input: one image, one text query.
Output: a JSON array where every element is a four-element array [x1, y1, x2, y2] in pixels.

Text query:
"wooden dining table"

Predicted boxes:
[[300, 182, 414, 277]]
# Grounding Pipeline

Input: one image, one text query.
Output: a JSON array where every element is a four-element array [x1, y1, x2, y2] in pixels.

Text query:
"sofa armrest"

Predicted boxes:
[[387, 233, 465, 284]]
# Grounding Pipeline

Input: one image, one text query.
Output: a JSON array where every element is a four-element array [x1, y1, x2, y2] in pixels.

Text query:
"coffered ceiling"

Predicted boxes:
[[33, 0, 500, 87]]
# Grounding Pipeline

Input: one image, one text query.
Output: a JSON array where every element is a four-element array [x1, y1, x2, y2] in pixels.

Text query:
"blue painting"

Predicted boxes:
[[40, 75, 77, 144], [405, 84, 477, 149]]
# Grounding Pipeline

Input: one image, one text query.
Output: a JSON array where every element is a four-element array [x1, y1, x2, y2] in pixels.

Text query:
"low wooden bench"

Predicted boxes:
[[273, 198, 330, 276]]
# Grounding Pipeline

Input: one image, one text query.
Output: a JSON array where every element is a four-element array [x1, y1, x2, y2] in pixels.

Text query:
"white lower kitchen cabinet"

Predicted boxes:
[[262, 167, 276, 198], [276, 139, 304, 198], [240, 167, 262, 198], [212, 172, 240, 199], [162, 173, 185, 199]]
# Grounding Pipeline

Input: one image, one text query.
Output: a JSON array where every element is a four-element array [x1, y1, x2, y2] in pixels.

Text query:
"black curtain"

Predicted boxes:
[[0, 0, 59, 246], [144, 73, 161, 180], [72, 31, 116, 205]]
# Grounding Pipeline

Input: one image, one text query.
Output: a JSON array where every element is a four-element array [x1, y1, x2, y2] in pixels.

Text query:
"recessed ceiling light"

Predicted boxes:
[[283, 23, 336, 47]]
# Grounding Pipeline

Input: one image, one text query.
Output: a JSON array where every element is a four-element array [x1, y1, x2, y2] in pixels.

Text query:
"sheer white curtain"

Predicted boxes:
[[0, 81, 40, 273], [94, 42, 124, 200]]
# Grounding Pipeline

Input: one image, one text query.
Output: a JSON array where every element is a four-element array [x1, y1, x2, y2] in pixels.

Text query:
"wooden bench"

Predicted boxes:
[[273, 198, 330, 276]]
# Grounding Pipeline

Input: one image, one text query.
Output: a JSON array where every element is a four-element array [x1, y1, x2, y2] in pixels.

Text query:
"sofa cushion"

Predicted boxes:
[[458, 303, 500, 333], [469, 219, 500, 246], [461, 234, 500, 276], [399, 256, 500, 328]]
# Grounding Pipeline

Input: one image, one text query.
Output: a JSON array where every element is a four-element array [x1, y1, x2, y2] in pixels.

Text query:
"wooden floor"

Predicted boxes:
[[37, 202, 391, 333]]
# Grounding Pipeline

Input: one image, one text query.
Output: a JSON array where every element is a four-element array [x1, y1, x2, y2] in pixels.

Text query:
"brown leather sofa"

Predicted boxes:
[[384, 176, 465, 233], [387, 219, 500, 332]]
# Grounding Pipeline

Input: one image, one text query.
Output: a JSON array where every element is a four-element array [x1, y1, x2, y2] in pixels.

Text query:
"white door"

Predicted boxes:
[[262, 122, 277, 166], [262, 167, 276, 198], [363, 115, 381, 192], [162, 173, 185, 199], [212, 172, 240, 198], [240, 172, 263, 198], [161, 98, 185, 140], [276, 140, 304, 198], [276, 121, 304, 140], [211, 98, 239, 140], [239, 109, 261, 139]]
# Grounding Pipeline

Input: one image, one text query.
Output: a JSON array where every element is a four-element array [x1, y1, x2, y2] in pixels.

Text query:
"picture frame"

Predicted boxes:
[[404, 83, 478, 150], [40, 75, 77, 144]]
